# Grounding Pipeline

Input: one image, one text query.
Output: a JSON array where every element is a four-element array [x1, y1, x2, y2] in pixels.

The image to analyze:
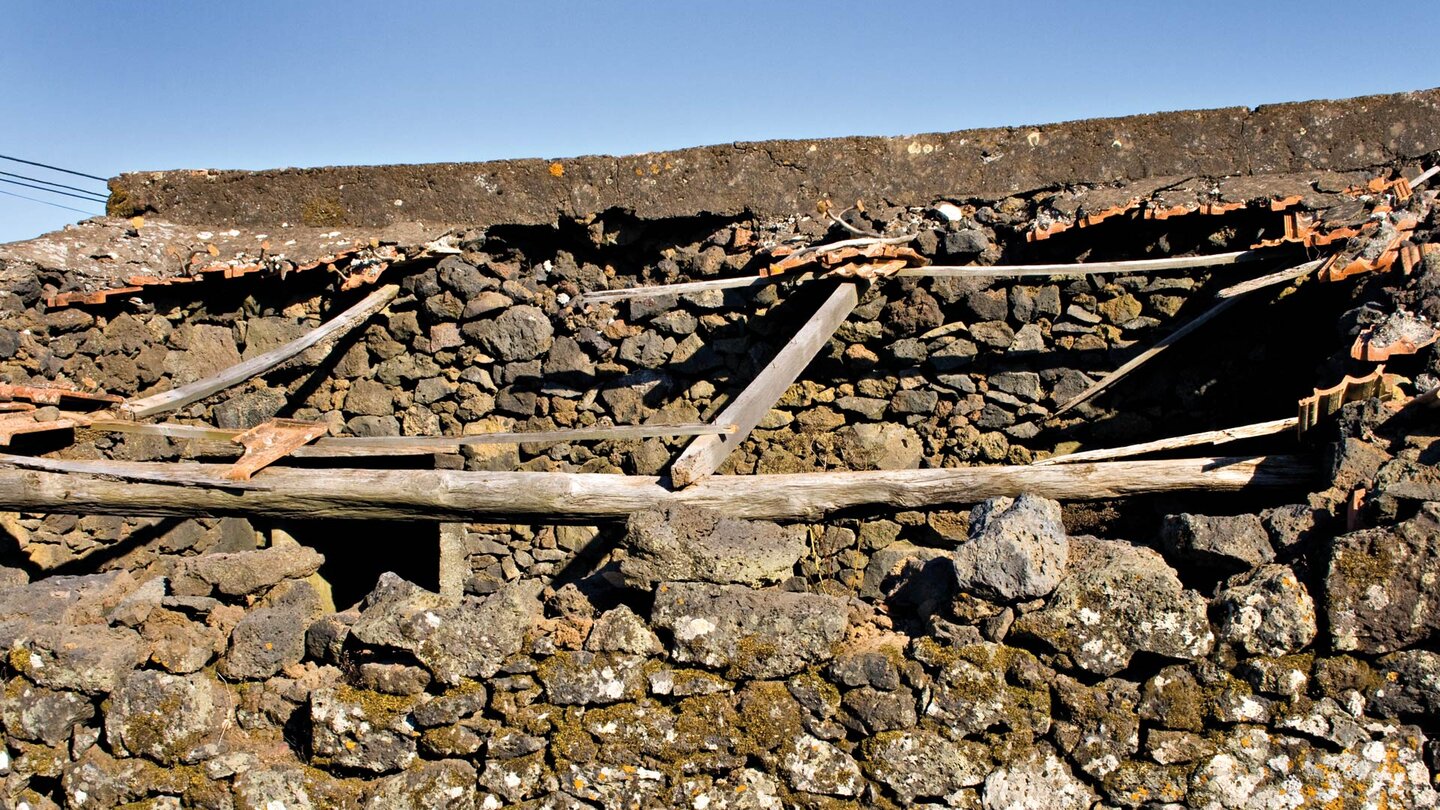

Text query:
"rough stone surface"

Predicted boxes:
[[1213, 564, 1317, 657], [952, 494, 1068, 602], [174, 545, 324, 598], [104, 670, 234, 765], [1012, 537, 1214, 675], [1327, 502, 1440, 654], [1161, 512, 1274, 572], [349, 574, 543, 684], [651, 582, 849, 678], [620, 504, 806, 587]]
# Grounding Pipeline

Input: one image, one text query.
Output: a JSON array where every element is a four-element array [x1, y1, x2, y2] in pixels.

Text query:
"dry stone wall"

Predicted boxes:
[[0, 98, 1439, 807]]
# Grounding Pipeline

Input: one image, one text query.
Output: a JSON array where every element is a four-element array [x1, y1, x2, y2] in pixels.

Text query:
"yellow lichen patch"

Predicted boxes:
[[549, 162, 565, 177]]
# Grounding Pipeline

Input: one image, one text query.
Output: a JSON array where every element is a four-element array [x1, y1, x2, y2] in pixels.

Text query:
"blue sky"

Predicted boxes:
[[2, 1, 1437, 243]]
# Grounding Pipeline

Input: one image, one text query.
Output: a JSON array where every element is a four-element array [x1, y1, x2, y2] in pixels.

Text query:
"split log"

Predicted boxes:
[[670, 281, 860, 487], [0, 455, 1313, 522], [122, 284, 399, 419], [1033, 417, 1298, 465]]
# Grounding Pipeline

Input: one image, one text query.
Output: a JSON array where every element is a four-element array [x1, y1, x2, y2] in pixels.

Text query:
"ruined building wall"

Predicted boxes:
[[0, 90, 1436, 808]]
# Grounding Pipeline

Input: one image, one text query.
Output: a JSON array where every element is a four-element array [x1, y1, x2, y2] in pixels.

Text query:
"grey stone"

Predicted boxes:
[[173, 545, 323, 598], [344, 378, 394, 416], [349, 574, 542, 684], [221, 607, 309, 679], [862, 729, 990, 803], [1327, 502, 1440, 654], [309, 686, 418, 774], [651, 582, 849, 678], [469, 305, 554, 361], [164, 324, 240, 384], [989, 371, 1043, 402], [13, 624, 146, 694], [945, 228, 992, 255], [214, 387, 287, 429], [929, 338, 977, 371], [620, 504, 806, 587], [835, 395, 889, 420], [537, 651, 647, 705], [411, 685, 487, 728], [586, 605, 664, 656], [362, 758, 477, 809], [842, 685, 916, 732], [0, 679, 94, 745], [836, 423, 923, 470], [970, 320, 1015, 349], [1012, 537, 1213, 675], [1213, 564, 1317, 657], [780, 733, 864, 796], [1161, 512, 1274, 573], [544, 336, 594, 376], [1372, 650, 1440, 718], [953, 495, 1069, 602], [891, 389, 939, 414], [105, 670, 234, 764], [982, 745, 1097, 810]]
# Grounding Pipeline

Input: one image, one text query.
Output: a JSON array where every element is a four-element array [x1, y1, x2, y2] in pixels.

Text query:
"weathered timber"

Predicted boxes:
[[0, 453, 270, 491], [121, 284, 400, 418], [0, 455, 1313, 522], [582, 249, 1275, 305], [1034, 417, 1298, 465], [1056, 258, 1327, 414], [670, 281, 860, 487]]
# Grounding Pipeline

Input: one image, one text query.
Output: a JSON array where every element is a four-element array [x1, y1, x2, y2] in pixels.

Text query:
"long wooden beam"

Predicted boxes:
[[670, 281, 860, 487], [0, 455, 1313, 522], [122, 284, 400, 419], [1033, 417, 1298, 465]]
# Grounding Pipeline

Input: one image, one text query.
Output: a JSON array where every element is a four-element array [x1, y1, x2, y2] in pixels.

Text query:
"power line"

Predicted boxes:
[[0, 153, 108, 183], [0, 187, 101, 217], [0, 176, 109, 203], [0, 171, 107, 201]]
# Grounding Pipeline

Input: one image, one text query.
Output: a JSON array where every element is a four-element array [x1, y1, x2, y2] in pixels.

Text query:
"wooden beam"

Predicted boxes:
[[899, 249, 1274, 279], [121, 284, 399, 419], [0, 453, 270, 491], [1055, 259, 1326, 415], [1033, 417, 1298, 465], [0, 455, 1313, 522], [670, 281, 860, 487]]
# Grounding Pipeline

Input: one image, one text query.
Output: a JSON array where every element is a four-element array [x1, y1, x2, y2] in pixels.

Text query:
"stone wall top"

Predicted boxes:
[[109, 88, 1440, 228]]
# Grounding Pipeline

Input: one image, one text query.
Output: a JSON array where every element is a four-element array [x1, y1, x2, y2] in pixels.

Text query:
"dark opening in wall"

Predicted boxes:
[[270, 518, 440, 609]]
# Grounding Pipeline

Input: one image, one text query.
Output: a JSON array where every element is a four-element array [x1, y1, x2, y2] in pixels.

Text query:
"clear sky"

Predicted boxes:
[[2, 1, 1437, 243]]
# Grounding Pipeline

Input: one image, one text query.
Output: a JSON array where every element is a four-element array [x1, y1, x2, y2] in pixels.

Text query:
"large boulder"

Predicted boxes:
[[651, 582, 848, 679], [1327, 502, 1440, 654], [467, 304, 554, 361], [1213, 564, 1317, 657], [349, 574, 542, 684], [953, 494, 1068, 602], [619, 504, 806, 587], [1012, 537, 1213, 675], [105, 670, 234, 765], [862, 729, 990, 803]]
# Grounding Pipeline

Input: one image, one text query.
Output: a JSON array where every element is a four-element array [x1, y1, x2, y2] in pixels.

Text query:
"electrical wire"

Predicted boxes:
[[0, 187, 101, 216], [0, 153, 108, 183], [0, 176, 109, 203], [0, 171, 107, 200]]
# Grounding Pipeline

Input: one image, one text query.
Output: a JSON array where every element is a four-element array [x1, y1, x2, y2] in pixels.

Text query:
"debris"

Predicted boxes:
[[222, 419, 330, 481], [1350, 309, 1439, 361]]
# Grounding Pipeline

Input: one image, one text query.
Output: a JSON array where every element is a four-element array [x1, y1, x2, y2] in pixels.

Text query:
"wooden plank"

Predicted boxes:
[[223, 419, 330, 481], [0, 452, 270, 490], [899, 249, 1273, 279], [0, 455, 1314, 522], [670, 281, 860, 487], [319, 421, 737, 450], [580, 250, 1275, 305], [1055, 259, 1325, 415], [1033, 417, 1298, 465], [122, 284, 400, 419]]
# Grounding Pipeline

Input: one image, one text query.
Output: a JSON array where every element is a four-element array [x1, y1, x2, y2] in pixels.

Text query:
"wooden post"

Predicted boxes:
[[670, 281, 860, 487]]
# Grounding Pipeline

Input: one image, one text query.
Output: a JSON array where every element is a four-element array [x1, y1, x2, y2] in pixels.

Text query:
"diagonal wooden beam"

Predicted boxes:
[[670, 281, 860, 488], [122, 284, 399, 419], [1033, 417, 1297, 465]]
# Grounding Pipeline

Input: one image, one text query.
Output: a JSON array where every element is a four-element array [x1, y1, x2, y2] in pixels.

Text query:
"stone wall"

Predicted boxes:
[[0, 94, 1439, 807]]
